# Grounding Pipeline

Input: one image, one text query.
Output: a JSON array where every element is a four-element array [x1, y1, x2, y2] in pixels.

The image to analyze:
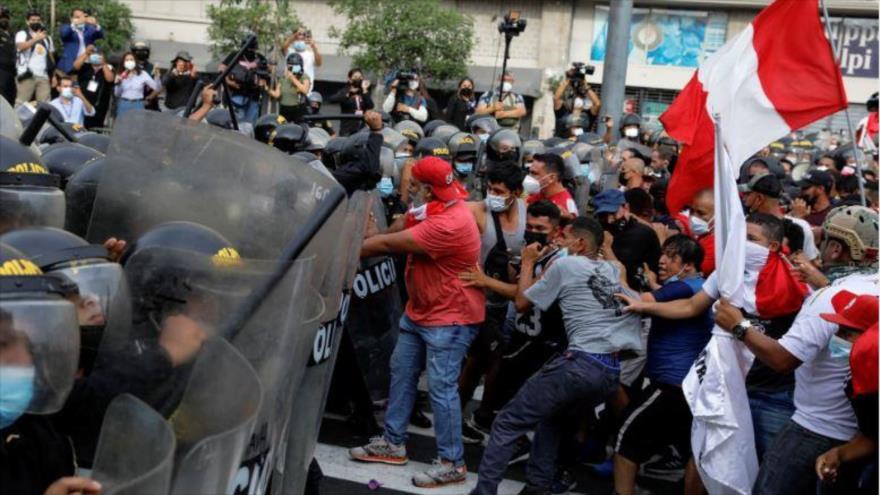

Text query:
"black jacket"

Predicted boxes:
[[331, 132, 382, 195], [1, 415, 75, 495], [445, 96, 475, 130], [327, 86, 374, 136]]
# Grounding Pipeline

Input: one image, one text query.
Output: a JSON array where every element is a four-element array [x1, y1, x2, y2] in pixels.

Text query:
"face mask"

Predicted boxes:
[[828, 335, 853, 360], [478, 133, 489, 143], [29, 22, 41, 31], [522, 175, 541, 195], [523, 230, 548, 247], [124, 60, 136, 70], [89, 54, 102, 65], [690, 215, 711, 236], [486, 193, 510, 212], [664, 268, 686, 284], [828, 144, 838, 151], [460, 87, 473, 97], [454, 162, 473, 176], [408, 80, 419, 91], [578, 163, 590, 178], [61, 87, 74, 99], [291, 65, 303, 73], [605, 217, 628, 234], [619, 171, 629, 185], [572, 128, 584, 136], [293, 41, 307, 52], [501, 82, 513, 93], [73, 22, 85, 31], [624, 127, 640, 138], [351, 78, 363, 87], [0, 366, 35, 429], [744, 241, 771, 272], [377, 177, 394, 197]]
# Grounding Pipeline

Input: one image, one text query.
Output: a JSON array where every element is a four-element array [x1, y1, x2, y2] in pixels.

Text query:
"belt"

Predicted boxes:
[[119, 97, 143, 102], [565, 349, 620, 369]]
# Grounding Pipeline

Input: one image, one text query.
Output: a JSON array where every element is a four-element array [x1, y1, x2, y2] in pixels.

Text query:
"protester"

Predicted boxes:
[[476, 72, 526, 132], [350, 156, 484, 488], [618, 155, 647, 191], [49, 75, 94, 126], [113, 52, 158, 119], [689, 188, 716, 275], [327, 68, 373, 136], [524, 153, 577, 217], [739, 172, 819, 261], [471, 216, 641, 495], [160, 51, 198, 113], [283, 27, 321, 90], [445, 77, 477, 130], [14, 9, 54, 104], [792, 169, 835, 226], [650, 145, 675, 179], [72, 45, 113, 128], [592, 189, 661, 292], [57, 8, 103, 75], [0, 6, 14, 105]]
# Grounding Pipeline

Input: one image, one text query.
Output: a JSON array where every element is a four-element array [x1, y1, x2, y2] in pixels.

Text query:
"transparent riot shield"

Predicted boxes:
[[0, 96, 22, 140], [91, 394, 175, 495], [274, 191, 371, 495], [170, 338, 262, 495]]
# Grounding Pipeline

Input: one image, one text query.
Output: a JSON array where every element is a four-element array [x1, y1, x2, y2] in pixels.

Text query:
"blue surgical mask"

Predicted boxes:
[[293, 41, 307, 52], [577, 163, 590, 178], [690, 215, 711, 236], [828, 335, 853, 360], [291, 65, 302, 73], [88, 54, 102, 65], [378, 176, 394, 197], [0, 366, 35, 429], [665, 269, 685, 284], [394, 153, 410, 170], [486, 193, 510, 212], [455, 162, 473, 176], [478, 133, 489, 143]]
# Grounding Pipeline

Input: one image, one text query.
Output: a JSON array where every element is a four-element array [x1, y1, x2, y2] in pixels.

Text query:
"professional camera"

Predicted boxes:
[[567, 62, 595, 82], [396, 70, 417, 86], [29, 22, 44, 32], [498, 10, 526, 36]]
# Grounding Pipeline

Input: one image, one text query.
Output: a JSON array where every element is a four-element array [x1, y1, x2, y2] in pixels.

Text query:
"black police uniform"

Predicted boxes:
[[1, 415, 76, 495]]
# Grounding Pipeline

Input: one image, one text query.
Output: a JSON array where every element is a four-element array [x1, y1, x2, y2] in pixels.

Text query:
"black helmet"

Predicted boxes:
[[465, 114, 500, 136], [0, 226, 110, 271], [423, 120, 448, 137], [322, 136, 348, 170], [286, 52, 304, 73], [0, 167, 64, 234], [205, 108, 235, 130], [269, 123, 311, 154], [75, 132, 111, 154], [430, 124, 460, 144], [36, 121, 85, 146], [0, 134, 43, 172], [64, 155, 114, 237], [415, 137, 451, 161], [448, 132, 478, 161], [124, 221, 236, 265], [486, 128, 522, 163], [130, 40, 151, 60], [306, 127, 330, 152], [620, 113, 642, 131], [254, 113, 287, 144], [40, 143, 103, 186]]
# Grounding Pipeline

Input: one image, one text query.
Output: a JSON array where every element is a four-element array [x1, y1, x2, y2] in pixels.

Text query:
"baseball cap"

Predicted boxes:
[[173, 50, 193, 62], [411, 157, 467, 202], [738, 172, 782, 198], [820, 290, 879, 331], [796, 169, 833, 190], [592, 189, 626, 214]]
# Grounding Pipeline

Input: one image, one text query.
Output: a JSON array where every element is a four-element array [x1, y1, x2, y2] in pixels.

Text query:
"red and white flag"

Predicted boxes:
[[664, 1, 847, 493]]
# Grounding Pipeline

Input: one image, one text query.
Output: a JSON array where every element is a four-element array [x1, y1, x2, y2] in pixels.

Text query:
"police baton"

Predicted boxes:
[[183, 34, 258, 118], [19, 103, 78, 146]]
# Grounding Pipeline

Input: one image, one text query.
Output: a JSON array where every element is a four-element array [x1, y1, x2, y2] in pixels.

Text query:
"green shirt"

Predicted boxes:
[[280, 74, 310, 107]]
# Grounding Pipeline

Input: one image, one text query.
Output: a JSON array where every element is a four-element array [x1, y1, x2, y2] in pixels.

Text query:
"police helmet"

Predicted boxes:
[[306, 127, 331, 152], [40, 143, 103, 186], [269, 123, 311, 154], [75, 132, 111, 154], [430, 124, 460, 144], [486, 128, 522, 163], [448, 132, 478, 161], [393, 120, 424, 144], [254, 114, 287, 144], [205, 108, 235, 130], [466, 114, 500, 136], [415, 137, 451, 161]]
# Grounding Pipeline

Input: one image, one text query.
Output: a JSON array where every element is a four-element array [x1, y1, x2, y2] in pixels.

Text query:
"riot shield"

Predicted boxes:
[[274, 191, 371, 495], [91, 394, 175, 495], [0, 96, 22, 140], [170, 338, 262, 495]]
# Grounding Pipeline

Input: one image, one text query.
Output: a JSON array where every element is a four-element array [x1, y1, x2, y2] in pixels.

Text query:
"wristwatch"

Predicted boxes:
[[731, 319, 753, 341]]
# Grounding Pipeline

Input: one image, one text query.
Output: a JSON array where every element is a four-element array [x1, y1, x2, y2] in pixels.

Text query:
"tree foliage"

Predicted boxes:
[[4, 0, 133, 53], [207, 0, 301, 61], [329, 0, 474, 83]]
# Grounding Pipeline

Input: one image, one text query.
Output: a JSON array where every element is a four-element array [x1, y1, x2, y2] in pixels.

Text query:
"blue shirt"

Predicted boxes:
[[644, 277, 713, 386]]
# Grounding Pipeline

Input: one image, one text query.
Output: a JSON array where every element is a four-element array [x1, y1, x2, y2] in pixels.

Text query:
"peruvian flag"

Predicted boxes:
[[662, 0, 847, 214]]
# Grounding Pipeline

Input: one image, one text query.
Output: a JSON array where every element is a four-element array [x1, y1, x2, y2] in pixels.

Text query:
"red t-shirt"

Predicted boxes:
[[527, 189, 577, 216], [406, 201, 486, 326]]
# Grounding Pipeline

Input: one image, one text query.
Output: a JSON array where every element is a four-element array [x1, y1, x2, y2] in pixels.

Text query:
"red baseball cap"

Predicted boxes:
[[820, 290, 879, 331], [411, 156, 468, 202]]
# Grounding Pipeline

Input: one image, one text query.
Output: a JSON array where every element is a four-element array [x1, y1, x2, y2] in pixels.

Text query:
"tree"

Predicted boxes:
[[4, 0, 133, 53], [329, 0, 474, 84], [207, 0, 300, 62]]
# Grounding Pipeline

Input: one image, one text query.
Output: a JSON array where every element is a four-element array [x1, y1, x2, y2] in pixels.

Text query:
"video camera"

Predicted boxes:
[[567, 62, 595, 82], [498, 10, 526, 37], [396, 70, 418, 87]]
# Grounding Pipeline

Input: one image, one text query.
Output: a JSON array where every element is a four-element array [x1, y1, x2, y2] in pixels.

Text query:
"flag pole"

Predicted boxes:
[[818, 0, 867, 207], [713, 113, 729, 258]]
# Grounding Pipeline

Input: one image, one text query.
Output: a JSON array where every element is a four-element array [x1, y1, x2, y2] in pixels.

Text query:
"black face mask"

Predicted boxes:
[[29, 22, 43, 32], [604, 217, 628, 234], [460, 87, 473, 97], [523, 230, 549, 247], [351, 78, 362, 87], [619, 171, 629, 185], [310, 105, 320, 114]]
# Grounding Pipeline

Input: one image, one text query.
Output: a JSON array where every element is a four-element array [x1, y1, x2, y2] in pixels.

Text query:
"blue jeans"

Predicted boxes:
[[748, 388, 795, 461], [230, 94, 260, 125], [383, 315, 478, 466], [474, 350, 620, 495], [754, 420, 844, 495], [116, 99, 144, 118]]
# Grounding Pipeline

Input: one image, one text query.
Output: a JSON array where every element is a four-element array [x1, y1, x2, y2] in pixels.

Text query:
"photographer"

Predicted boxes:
[[72, 44, 114, 128], [113, 52, 158, 118], [382, 71, 427, 124], [283, 27, 321, 90], [58, 8, 102, 75], [160, 51, 197, 113], [553, 63, 601, 138], [220, 39, 269, 125], [49, 75, 94, 125], [445, 77, 476, 130], [14, 10, 54, 104], [476, 72, 526, 132], [268, 52, 311, 123], [327, 68, 374, 136]]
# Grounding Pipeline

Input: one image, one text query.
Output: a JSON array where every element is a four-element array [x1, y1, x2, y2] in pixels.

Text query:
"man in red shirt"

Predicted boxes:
[[524, 153, 577, 217], [349, 156, 485, 488]]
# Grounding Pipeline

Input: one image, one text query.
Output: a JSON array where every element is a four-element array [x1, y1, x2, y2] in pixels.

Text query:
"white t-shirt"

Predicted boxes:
[[778, 271, 879, 441], [787, 215, 819, 261], [50, 96, 95, 126], [15, 31, 54, 78], [286, 46, 315, 91]]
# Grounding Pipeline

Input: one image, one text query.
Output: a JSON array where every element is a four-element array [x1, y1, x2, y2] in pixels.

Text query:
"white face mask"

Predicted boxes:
[[408, 80, 419, 91], [690, 215, 712, 236], [501, 81, 513, 93], [486, 193, 511, 212], [572, 127, 584, 136], [624, 127, 639, 138], [744, 241, 770, 272], [124, 60, 136, 70], [522, 175, 541, 195], [60, 87, 74, 99]]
